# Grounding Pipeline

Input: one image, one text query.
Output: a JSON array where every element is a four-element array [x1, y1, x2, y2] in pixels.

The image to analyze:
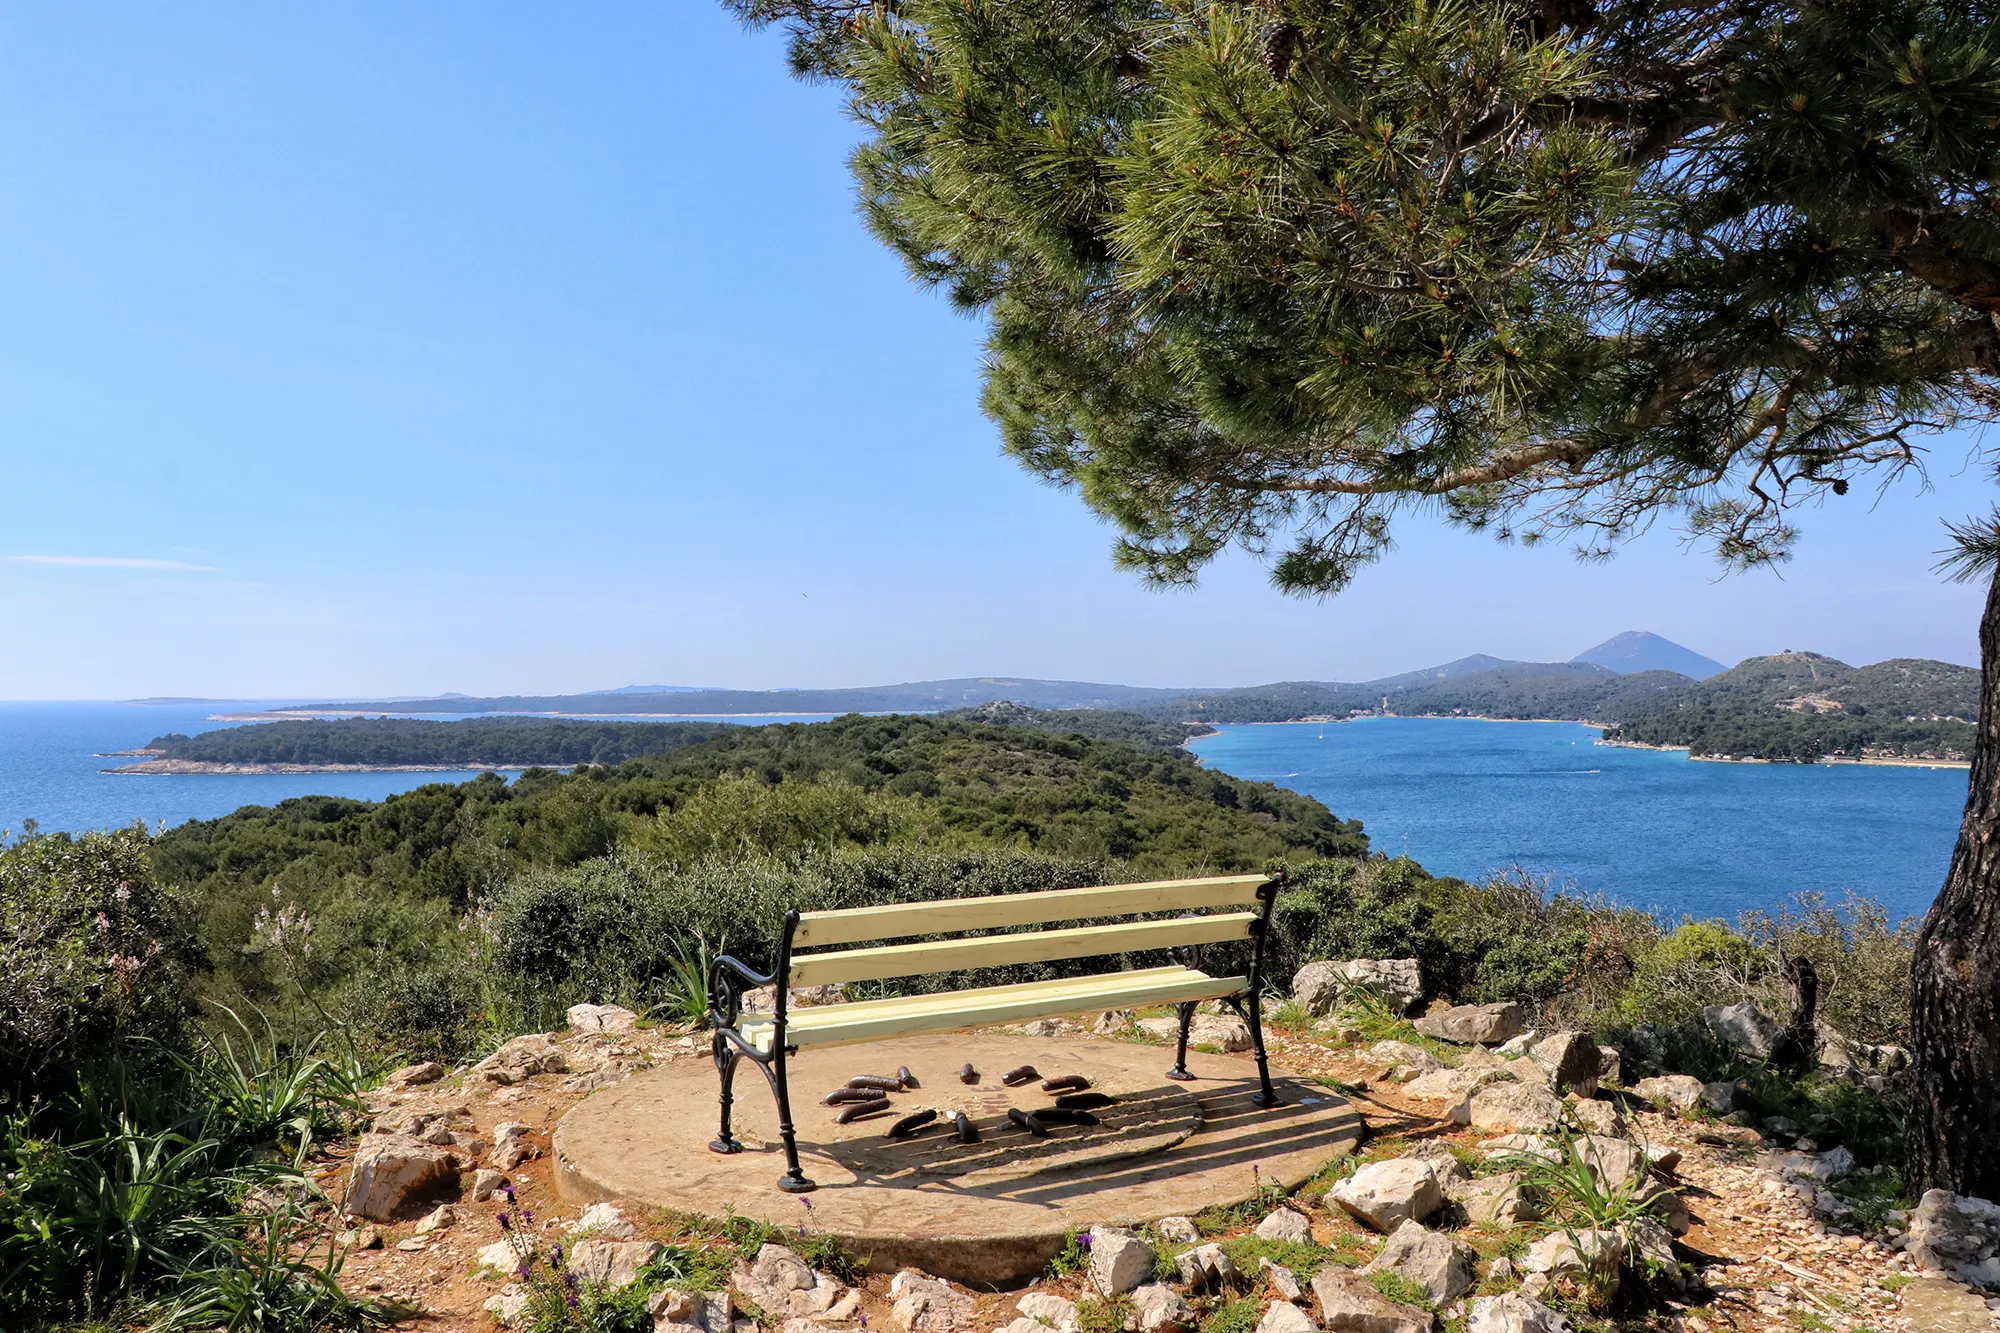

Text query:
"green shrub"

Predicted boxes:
[[485, 847, 1114, 1026], [343, 962, 487, 1062], [0, 829, 202, 1108]]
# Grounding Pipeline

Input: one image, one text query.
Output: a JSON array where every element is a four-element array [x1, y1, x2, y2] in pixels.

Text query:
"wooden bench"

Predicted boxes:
[[705, 871, 1285, 1191]]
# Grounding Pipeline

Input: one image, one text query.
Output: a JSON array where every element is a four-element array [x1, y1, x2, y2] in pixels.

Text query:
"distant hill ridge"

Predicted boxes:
[[1573, 630, 1728, 679], [263, 635, 1726, 719]]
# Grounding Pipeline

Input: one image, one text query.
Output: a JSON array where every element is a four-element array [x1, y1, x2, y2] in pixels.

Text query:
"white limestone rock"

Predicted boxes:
[[1466, 1293, 1570, 1333], [889, 1269, 975, 1333], [1528, 1032, 1600, 1098], [1908, 1189, 2000, 1290], [1329, 1159, 1443, 1233], [1188, 1014, 1252, 1053], [567, 1002, 641, 1034], [572, 1201, 638, 1240], [490, 1121, 537, 1171], [1175, 1243, 1244, 1295], [1254, 1301, 1319, 1333], [1632, 1075, 1704, 1112], [1361, 1221, 1476, 1304], [1366, 1041, 1439, 1073], [733, 1244, 842, 1319], [476, 1238, 526, 1277], [1292, 959, 1423, 1016], [343, 1134, 458, 1222], [1401, 1140, 1470, 1184], [485, 1284, 531, 1326], [569, 1240, 666, 1290], [1308, 1266, 1434, 1333], [1414, 1002, 1525, 1045], [1448, 1171, 1540, 1225], [413, 1203, 458, 1235], [1155, 1216, 1201, 1243], [1259, 1258, 1304, 1302], [652, 1289, 734, 1333], [1017, 1292, 1079, 1332], [1520, 1229, 1624, 1277], [1255, 1208, 1313, 1245], [1130, 1283, 1195, 1333], [1403, 1067, 1500, 1103], [1087, 1226, 1157, 1297], [1448, 1083, 1564, 1135]]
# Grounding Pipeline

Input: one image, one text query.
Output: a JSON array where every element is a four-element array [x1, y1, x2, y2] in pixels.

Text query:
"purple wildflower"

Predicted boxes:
[[566, 1292, 581, 1309], [517, 1263, 533, 1281], [523, 1209, 534, 1225], [500, 1183, 516, 1203], [550, 1244, 565, 1269], [1078, 1230, 1092, 1250], [497, 1212, 512, 1232]]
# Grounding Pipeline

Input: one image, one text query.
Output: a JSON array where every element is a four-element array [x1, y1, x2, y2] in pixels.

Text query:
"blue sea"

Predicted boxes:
[[0, 701, 834, 838], [1188, 717, 1964, 924], [2, 704, 1966, 923]]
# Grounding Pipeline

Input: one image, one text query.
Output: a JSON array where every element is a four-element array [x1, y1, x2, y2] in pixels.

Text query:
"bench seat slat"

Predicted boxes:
[[786, 911, 1256, 988], [791, 874, 1268, 948], [737, 967, 1248, 1053]]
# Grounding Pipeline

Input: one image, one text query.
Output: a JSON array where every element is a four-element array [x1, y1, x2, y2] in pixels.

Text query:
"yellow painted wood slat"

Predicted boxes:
[[739, 970, 1249, 1053], [786, 912, 1256, 988], [791, 874, 1269, 948], [770, 965, 1200, 1025]]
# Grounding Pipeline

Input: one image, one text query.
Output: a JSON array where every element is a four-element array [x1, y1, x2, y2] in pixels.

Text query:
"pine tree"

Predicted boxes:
[[726, 0, 2000, 1196]]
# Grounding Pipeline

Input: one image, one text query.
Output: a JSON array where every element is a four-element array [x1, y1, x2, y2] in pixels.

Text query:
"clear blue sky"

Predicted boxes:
[[0, 3, 1990, 700]]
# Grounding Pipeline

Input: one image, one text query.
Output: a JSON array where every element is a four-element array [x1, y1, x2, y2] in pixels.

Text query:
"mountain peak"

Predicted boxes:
[[1573, 631, 1727, 680]]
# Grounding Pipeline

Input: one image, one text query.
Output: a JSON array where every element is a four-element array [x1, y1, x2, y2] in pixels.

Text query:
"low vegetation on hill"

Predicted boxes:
[[140, 716, 736, 768], [1601, 652, 1979, 762], [936, 700, 1214, 747]]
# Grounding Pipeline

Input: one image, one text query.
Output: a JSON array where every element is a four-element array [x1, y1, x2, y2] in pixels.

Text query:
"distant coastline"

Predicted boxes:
[[1211, 713, 1975, 769], [106, 759, 534, 776]]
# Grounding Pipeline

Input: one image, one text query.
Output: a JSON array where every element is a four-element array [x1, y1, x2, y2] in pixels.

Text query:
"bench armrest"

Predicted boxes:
[[708, 953, 778, 1031]]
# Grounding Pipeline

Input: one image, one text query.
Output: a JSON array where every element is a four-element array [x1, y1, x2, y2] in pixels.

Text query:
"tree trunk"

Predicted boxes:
[[1908, 568, 2000, 1198]]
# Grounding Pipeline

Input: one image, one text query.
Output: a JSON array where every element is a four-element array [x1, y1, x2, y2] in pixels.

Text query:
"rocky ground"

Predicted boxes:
[[318, 989, 2000, 1333]]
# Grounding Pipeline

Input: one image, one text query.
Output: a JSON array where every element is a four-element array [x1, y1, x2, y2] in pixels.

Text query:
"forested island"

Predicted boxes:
[[110, 717, 739, 773], [108, 704, 1214, 774]]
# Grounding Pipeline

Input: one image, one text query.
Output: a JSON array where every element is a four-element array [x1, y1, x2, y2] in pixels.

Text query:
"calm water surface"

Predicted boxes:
[[1189, 717, 1965, 923], [0, 702, 828, 837]]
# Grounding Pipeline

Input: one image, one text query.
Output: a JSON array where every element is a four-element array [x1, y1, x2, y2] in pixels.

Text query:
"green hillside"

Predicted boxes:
[[141, 716, 735, 767], [1601, 652, 1977, 761]]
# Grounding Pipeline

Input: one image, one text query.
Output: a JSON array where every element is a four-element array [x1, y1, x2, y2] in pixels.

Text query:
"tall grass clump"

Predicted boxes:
[[0, 828, 386, 1331]]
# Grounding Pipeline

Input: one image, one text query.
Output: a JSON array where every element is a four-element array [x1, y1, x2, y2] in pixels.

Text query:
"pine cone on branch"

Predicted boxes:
[[1261, 22, 1302, 83]]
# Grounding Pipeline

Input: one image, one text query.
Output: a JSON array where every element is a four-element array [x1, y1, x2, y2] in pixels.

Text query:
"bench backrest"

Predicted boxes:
[[784, 873, 1271, 988]]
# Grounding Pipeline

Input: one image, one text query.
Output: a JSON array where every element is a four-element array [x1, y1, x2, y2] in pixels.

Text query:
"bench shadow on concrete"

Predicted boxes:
[[807, 1074, 1362, 1210]]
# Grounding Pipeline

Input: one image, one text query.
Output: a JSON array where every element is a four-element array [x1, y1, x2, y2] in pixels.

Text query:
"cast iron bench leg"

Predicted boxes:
[[772, 1042, 815, 1193], [1165, 1000, 1200, 1081], [710, 1037, 743, 1155]]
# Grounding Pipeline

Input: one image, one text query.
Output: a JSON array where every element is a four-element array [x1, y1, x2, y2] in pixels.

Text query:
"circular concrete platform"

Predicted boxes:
[[553, 1032, 1362, 1285]]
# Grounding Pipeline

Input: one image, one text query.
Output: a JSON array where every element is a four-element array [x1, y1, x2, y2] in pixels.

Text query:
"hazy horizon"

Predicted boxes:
[[0, 631, 1967, 706]]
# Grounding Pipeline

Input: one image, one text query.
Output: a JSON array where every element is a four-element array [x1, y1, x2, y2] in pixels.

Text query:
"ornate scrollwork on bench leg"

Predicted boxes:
[[1242, 872, 1284, 1106], [705, 913, 817, 1191], [710, 1039, 743, 1155]]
